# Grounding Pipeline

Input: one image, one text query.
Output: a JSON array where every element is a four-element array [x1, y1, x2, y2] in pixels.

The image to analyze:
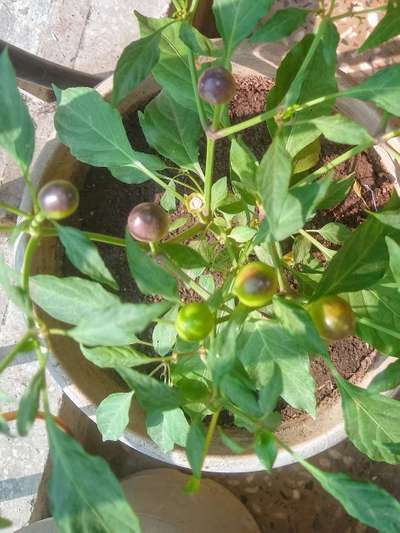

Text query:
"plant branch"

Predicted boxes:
[[204, 107, 222, 215], [41, 227, 126, 247], [331, 4, 387, 21], [0, 202, 30, 218], [165, 222, 206, 244], [0, 332, 33, 374], [188, 50, 208, 132], [21, 235, 40, 293], [299, 229, 335, 259]]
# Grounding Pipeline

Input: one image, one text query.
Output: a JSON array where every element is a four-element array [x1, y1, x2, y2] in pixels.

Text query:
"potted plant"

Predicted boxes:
[[2, 0, 400, 531]]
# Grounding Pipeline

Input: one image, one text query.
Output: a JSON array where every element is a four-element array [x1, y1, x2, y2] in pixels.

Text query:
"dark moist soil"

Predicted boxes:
[[65, 74, 393, 422]]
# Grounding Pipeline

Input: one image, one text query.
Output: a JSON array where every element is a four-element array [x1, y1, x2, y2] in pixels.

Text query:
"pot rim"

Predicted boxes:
[[14, 57, 400, 473]]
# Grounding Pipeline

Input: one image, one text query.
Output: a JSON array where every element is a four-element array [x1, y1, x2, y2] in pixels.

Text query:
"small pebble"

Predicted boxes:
[[292, 489, 301, 500], [251, 503, 262, 515], [245, 486, 259, 494]]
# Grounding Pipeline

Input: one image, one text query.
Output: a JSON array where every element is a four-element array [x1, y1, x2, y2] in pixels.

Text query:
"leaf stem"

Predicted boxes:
[[268, 242, 288, 292], [188, 50, 208, 132], [204, 107, 222, 215], [1, 410, 73, 436], [41, 227, 126, 247], [201, 408, 221, 465], [331, 4, 387, 21], [0, 225, 18, 233], [0, 332, 33, 374], [21, 234, 40, 293], [166, 222, 206, 244], [299, 229, 335, 259], [212, 92, 340, 140], [0, 202, 30, 218]]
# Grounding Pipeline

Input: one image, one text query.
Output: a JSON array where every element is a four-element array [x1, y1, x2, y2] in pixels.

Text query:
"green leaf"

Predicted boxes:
[[47, 417, 140, 533], [0, 256, 29, 313], [80, 345, 153, 368], [117, 367, 182, 411], [126, 234, 178, 301], [179, 22, 220, 56], [0, 415, 10, 436], [70, 301, 169, 346], [302, 460, 400, 533], [309, 114, 373, 145], [369, 360, 400, 393], [337, 375, 400, 463], [54, 86, 163, 184], [293, 137, 321, 174], [218, 428, 246, 454], [317, 174, 353, 210], [267, 23, 339, 157], [274, 175, 331, 241], [346, 279, 400, 355], [213, 0, 274, 57], [0, 50, 34, 173], [317, 222, 352, 244], [0, 517, 11, 529], [96, 392, 134, 441], [257, 133, 292, 239], [30, 275, 119, 325], [238, 321, 316, 415], [139, 90, 201, 170], [252, 8, 308, 43], [138, 15, 195, 110], [17, 368, 44, 436], [230, 138, 258, 192], [211, 177, 229, 211], [312, 216, 388, 299], [386, 236, 400, 283], [292, 234, 312, 263], [359, 1, 400, 52], [160, 180, 176, 212], [146, 408, 189, 453], [255, 431, 277, 471], [161, 243, 208, 269], [57, 225, 118, 290], [371, 209, 400, 230], [112, 31, 161, 106], [152, 306, 179, 356], [186, 419, 206, 478], [258, 363, 283, 414], [344, 65, 400, 116], [229, 226, 257, 243], [221, 373, 261, 418], [273, 296, 327, 356]]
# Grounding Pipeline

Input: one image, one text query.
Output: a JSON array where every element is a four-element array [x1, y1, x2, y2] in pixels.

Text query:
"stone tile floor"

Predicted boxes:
[[0, 0, 399, 531]]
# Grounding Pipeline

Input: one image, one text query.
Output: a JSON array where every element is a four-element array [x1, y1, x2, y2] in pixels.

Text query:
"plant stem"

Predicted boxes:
[[21, 235, 40, 293], [302, 143, 370, 183], [204, 108, 222, 215], [136, 164, 185, 202], [201, 408, 221, 466], [299, 229, 335, 259], [188, 50, 208, 132], [331, 4, 387, 20], [41, 227, 126, 247], [0, 225, 18, 233], [212, 92, 340, 140], [0, 332, 32, 374], [358, 317, 400, 341], [159, 253, 211, 300], [166, 222, 206, 244], [268, 242, 288, 292], [0, 202, 30, 218], [23, 171, 39, 213]]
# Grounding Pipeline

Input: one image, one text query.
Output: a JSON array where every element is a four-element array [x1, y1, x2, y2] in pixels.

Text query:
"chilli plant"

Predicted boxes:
[[1, 0, 400, 531]]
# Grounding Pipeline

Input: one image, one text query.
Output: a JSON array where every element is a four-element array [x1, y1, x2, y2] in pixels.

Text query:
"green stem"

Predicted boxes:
[[268, 242, 288, 292], [0, 225, 17, 233], [299, 229, 335, 259], [204, 108, 222, 215], [358, 317, 400, 341], [0, 332, 32, 374], [166, 222, 206, 244], [41, 227, 126, 247], [136, 164, 185, 202], [21, 235, 40, 293], [283, 19, 328, 107], [188, 50, 208, 132], [188, 0, 201, 18], [302, 143, 370, 183], [212, 92, 340, 140], [0, 202, 30, 218], [23, 171, 39, 213], [331, 4, 387, 20], [159, 253, 211, 300], [201, 408, 221, 467]]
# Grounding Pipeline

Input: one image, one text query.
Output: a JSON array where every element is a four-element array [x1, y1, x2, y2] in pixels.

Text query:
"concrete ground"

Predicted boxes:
[[0, 1, 399, 532]]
